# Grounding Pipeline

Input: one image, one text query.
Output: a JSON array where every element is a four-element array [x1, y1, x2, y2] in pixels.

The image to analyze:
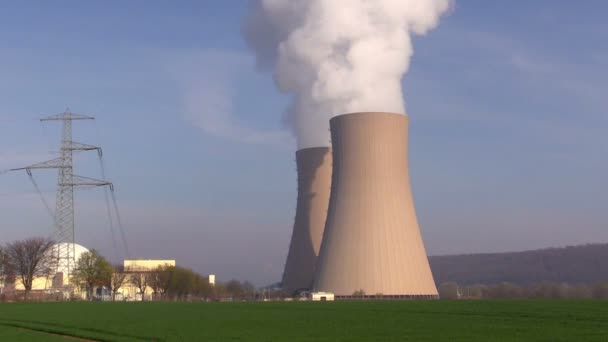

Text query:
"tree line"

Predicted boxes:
[[438, 281, 608, 299], [71, 251, 259, 301]]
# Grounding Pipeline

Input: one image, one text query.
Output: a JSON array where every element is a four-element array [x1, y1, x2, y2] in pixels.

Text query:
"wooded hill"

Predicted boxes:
[[429, 243, 608, 286]]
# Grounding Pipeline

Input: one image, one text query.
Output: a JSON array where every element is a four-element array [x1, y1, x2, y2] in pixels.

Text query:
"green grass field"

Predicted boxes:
[[0, 300, 606, 341]]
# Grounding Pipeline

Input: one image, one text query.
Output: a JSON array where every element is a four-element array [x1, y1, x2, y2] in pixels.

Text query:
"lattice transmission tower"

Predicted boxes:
[[12, 109, 113, 279]]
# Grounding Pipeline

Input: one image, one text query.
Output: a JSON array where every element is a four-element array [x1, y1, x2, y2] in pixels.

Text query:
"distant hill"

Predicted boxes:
[[429, 243, 608, 286]]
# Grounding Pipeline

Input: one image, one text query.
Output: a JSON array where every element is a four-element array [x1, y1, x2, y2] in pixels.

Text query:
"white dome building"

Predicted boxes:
[[14, 242, 90, 292], [47, 242, 90, 288]]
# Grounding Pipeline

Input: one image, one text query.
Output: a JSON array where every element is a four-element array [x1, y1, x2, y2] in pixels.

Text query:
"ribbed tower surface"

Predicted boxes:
[[313, 112, 438, 297], [282, 147, 332, 292]]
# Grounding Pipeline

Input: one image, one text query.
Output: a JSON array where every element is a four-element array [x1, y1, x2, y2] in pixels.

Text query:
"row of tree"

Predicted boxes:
[[122, 265, 256, 301], [438, 281, 608, 299], [66, 247, 257, 301]]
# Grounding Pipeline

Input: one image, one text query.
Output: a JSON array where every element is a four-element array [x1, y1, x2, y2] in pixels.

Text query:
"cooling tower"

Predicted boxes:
[[313, 112, 438, 298], [282, 147, 332, 292]]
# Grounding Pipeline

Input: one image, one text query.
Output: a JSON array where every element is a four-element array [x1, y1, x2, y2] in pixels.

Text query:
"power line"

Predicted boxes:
[[98, 154, 119, 259], [110, 188, 130, 259], [27, 170, 54, 219]]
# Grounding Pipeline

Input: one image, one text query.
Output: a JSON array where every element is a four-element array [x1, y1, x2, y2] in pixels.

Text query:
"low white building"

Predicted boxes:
[[311, 292, 334, 301]]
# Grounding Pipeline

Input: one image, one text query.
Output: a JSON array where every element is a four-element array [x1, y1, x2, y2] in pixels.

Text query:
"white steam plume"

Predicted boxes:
[[243, 0, 450, 149]]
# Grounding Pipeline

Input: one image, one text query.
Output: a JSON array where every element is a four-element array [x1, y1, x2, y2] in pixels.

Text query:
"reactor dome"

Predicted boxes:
[[48, 242, 90, 276]]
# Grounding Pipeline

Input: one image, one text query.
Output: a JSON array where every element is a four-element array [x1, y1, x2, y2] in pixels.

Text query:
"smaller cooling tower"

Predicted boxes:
[[313, 112, 438, 298], [282, 147, 332, 292]]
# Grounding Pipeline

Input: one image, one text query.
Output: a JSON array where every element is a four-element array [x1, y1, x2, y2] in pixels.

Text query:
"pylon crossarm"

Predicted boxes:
[[41, 111, 94, 121], [9, 157, 68, 171], [67, 141, 101, 152], [62, 175, 112, 188]]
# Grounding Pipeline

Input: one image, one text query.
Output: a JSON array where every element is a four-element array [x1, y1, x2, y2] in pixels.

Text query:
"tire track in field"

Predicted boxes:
[[0, 321, 99, 341], [0, 319, 159, 342], [366, 307, 608, 327]]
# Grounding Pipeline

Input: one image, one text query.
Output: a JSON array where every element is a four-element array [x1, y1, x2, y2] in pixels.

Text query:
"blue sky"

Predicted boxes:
[[1, 1, 607, 285]]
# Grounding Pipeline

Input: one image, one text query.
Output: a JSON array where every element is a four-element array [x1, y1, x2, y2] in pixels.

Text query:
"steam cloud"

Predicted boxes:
[[243, 0, 450, 149]]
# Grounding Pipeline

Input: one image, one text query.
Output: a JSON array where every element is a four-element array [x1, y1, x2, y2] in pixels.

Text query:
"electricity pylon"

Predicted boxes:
[[12, 109, 112, 280]]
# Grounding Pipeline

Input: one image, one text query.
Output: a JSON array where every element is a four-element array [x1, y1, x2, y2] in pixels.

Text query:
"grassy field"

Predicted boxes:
[[0, 300, 606, 341]]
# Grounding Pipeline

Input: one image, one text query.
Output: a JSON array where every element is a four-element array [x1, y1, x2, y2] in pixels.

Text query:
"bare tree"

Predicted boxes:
[[193, 273, 213, 299], [4, 237, 55, 300], [592, 282, 608, 299], [226, 279, 245, 300], [438, 282, 460, 300], [570, 284, 592, 299], [0, 246, 9, 292], [241, 281, 256, 300], [148, 266, 169, 300], [0, 246, 6, 278], [110, 264, 128, 301], [130, 271, 150, 301], [156, 265, 175, 298], [352, 289, 366, 298], [168, 267, 196, 300]]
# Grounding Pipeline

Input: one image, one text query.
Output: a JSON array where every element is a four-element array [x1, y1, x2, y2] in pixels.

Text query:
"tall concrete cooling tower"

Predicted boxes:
[[313, 112, 438, 298], [282, 147, 332, 292]]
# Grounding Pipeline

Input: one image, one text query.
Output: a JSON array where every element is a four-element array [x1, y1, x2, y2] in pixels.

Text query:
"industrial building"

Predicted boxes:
[[310, 292, 334, 301], [119, 259, 176, 301], [282, 147, 332, 293], [124, 259, 175, 271], [312, 112, 438, 298]]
